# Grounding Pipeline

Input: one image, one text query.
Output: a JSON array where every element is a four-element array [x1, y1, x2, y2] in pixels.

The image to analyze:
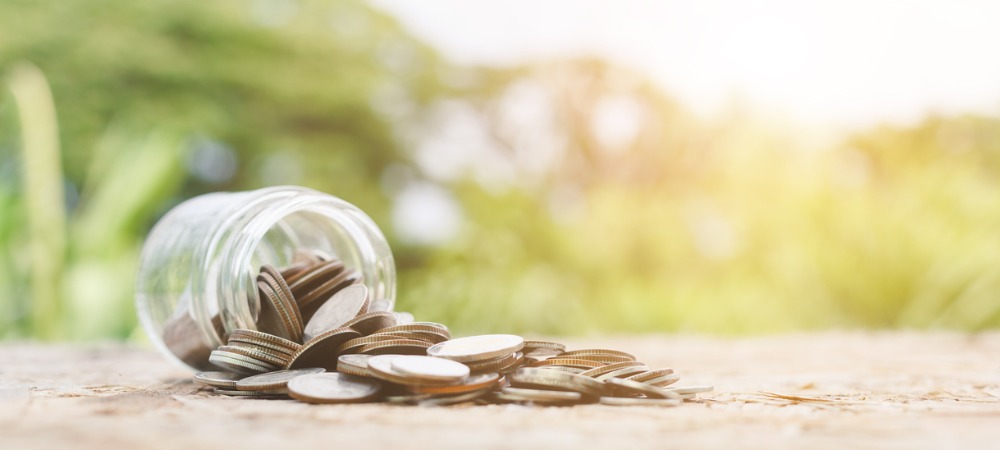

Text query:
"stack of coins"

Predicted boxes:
[[194, 248, 713, 406]]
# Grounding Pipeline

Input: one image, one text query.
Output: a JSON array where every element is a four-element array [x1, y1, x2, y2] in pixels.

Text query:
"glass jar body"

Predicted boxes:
[[135, 186, 395, 371]]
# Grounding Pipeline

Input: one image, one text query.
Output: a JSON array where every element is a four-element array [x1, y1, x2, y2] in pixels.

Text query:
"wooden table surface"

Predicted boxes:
[[2, 332, 999, 449]]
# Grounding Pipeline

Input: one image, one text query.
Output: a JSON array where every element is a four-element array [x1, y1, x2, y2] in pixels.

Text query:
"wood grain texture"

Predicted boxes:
[[2, 332, 999, 449]]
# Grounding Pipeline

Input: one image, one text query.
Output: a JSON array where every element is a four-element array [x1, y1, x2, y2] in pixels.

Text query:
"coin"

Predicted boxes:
[[464, 352, 519, 374], [256, 277, 303, 343], [287, 372, 382, 404], [369, 330, 448, 344], [336, 334, 401, 355], [408, 372, 501, 395], [559, 349, 636, 361], [604, 377, 680, 399], [594, 364, 650, 381], [521, 340, 566, 358], [366, 355, 454, 386], [259, 270, 304, 341], [599, 397, 682, 407], [509, 368, 605, 398], [527, 357, 604, 370], [214, 388, 289, 398], [236, 368, 326, 391], [298, 269, 364, 322], [336, 354, 373, 377], [426, 334, 524, 363], [398, 388, 493, 406], [578, 361, 646, 378], [209, 350, 277, 375], [496, 387, 583, 404], [302, 284, 369, 342], [376, 323, 451, 339], [643, 373, 681, 387], [341, 311, 397, 335], [627, 368, 675, 383], [286, 327, 362, 370], [216, 345, 290, 368], [359, 339, 430, 356], [288, 260, 346, 297], [193, 371, 244, 389], [666, 385, 714, 395], [228, 329, 301, 353], [390, 356, 470, 382]]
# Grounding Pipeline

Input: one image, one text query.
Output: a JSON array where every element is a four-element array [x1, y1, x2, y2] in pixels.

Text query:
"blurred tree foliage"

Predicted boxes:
[[2, 0, 999, 339]]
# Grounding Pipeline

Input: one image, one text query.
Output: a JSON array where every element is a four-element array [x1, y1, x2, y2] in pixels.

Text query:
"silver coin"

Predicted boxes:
[[287, 372, 382, 404], [302, 284, 369, 342], [235, 368, 326, 391], [390, 355, 470, 382], [666, 385, 714, 395], [193, 371, 244, 389], [599, 397, 682, 407], [426, 334, 524, 363]]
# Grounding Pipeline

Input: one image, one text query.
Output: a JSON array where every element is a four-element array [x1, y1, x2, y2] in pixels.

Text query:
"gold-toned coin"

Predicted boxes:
[[302, 284, 369, 342], [390, 356, 470, 382], [599, 397, 682, 407], [287, 372, 382, 404], [368, 330, 443, 344], [509, 368, 606, 398], [579, 361, 646, 378], [527, 357, 604, 369], [496, 387, 584, 404], [336, 354, 373, 377], [193, 371, 244, 389], [604, 377, 680, 399], [426, 334, 524, 363], [235, 368, 326, 391], [359, 339, 431, 356], [341, 311, 397, 335], [286, 327, 362, 370], [559, 349, 636, 361], [408, 372, 501, 395]]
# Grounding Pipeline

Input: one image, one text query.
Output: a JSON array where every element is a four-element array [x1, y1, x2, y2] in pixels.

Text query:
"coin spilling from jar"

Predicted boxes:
[[194, 248, 713, 406]]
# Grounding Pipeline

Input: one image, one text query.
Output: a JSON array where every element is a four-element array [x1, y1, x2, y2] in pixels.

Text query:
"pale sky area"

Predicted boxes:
[[370, 0, 1000, 130]]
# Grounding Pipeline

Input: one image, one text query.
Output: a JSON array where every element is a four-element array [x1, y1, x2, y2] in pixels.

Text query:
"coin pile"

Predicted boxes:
[[194, 248, 713, 407]]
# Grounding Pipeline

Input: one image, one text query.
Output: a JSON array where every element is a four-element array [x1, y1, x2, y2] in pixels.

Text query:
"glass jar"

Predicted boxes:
[[135, 186, 395, 371]]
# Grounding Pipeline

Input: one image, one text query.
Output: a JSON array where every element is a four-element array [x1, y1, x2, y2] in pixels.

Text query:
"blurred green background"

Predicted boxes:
[[2, 0, 999, 340]]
